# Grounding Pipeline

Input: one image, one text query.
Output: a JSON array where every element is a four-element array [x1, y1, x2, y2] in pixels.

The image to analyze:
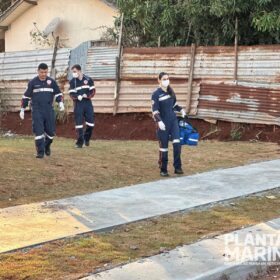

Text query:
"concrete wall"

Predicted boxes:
[[4, 0, 117, 51]]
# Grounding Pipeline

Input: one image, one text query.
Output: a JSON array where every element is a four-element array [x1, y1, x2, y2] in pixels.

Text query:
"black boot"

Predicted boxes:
[[160, 170, 169, 177], [174, 168, 184, 175], [36, 153, 44, 159], [45, 144, 51, 156], [75, 142, 83, 148]]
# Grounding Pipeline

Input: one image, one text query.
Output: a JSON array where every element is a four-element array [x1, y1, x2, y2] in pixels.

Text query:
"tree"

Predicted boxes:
[[111, 0, 280, 46]]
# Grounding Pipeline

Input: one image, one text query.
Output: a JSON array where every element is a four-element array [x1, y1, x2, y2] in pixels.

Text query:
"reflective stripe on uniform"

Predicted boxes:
[[75, 85, 90, 91], [159, 95, 171, 102], [35, 134, 45, 140], [69, 89, 76, 93], [54, 93, 63, 98], [33, 88, 54, 93], [86, 122, 94, 127], [173, 102, 178, 108], [159, 148, 168, 152], [89, 86, 95, 90], [173, 139, 181, 143], [189, 138, 198, 142], [22, 95, 31, 99], [45, 134, 54, 140], [75, 125, 83, 129]]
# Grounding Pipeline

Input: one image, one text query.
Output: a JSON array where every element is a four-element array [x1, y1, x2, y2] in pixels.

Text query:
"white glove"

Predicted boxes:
[[19, 108, 25, 120], [82, 93, 88, 98], [77, 95, 83, 101], [59, 102, 65, 112], [181, 109, 187, 118], [158, 121, 166, 131]]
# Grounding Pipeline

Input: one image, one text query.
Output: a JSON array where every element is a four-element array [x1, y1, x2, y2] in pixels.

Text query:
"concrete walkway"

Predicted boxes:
[[82, 217, 280, 280], [1, 160, 280, 254]]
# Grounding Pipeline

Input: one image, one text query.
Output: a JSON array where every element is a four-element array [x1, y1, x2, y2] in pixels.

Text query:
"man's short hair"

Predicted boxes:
[[71, 64, 82, 71], [38, 63, 48, 70]]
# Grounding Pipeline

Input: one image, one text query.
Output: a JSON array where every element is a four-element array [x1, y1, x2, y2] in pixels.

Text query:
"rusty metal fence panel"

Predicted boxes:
[[0, 81, 27, 112], [2, 44, 280, 125], [237, 45, 280, 83], [193, 45, 280, 125], [0, 48, 70, 112], [116, 80, 200, 115], [117, 45, 280, 125], [117, 47, 196, 114], [122, 47, 191, 79], [63, 80, 115, 114], [197, 83, 280, 125], [0, 48, 70, 81], [194, 46, 236, 80]]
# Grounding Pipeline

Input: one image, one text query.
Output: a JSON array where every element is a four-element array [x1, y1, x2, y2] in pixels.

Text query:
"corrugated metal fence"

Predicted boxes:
[[194, 45, 280, 125], [85, 46, 118, 113], [118, 45, 280, 125], [68, 45, 117, 113], [0, 48, 71, 112], [1, 44, 280, 126], [86, 47, 118, 80], [0, 48, 70, 80], [118, 47, 200, 115]]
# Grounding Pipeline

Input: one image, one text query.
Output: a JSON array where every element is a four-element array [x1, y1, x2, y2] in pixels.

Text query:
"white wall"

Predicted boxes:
[[4, 0, 117, 51]]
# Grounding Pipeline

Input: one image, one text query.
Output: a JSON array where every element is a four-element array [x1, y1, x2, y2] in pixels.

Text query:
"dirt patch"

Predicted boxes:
[[1, 112, 156, 140], [1, 112, 280, 142], [251, 266, 280, 279]]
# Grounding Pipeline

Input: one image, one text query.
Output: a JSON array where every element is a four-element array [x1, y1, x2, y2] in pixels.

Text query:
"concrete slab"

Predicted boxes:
[[1, 159, 280, 254], [82, 218, 280, 280]]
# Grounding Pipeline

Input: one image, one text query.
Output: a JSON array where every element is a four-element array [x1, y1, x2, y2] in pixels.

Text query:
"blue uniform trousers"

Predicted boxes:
[[32, 107, 55, 156], [157, 118, 182, 173], [74, 100, 94, 145]]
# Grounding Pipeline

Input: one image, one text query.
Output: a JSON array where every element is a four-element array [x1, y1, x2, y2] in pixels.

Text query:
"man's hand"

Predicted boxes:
[[19, 108, 25, 120], [59, 102, 65, 112], [82, 94, 88, 99], [158, 121, 166, 131], [77, 95, 83, 101]]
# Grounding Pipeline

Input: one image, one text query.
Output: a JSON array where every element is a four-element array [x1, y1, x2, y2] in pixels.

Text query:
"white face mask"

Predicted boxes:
[[161, 79, 170, 88], [72, 72, 79, 78]]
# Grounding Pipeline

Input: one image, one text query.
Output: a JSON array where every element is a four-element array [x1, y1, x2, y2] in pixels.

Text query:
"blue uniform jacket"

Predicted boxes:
[[21, 76, 63, 110], [151, 87, 182, 124], [69, 75, 95, 101]]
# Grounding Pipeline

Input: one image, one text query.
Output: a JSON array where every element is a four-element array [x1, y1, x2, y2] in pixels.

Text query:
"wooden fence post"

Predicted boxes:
[[234, 17, 239, 84], [50, 36, 59, 79], [113, 13, 124, 115], [186, 43, 196, 114]]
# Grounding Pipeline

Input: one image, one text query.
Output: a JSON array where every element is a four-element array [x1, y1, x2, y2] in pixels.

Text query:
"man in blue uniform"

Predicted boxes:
[[20, 63, 65, 158], [69, 64, 95, 148], [151, 72, 186, 177]]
